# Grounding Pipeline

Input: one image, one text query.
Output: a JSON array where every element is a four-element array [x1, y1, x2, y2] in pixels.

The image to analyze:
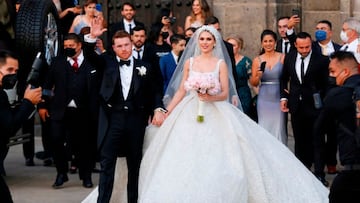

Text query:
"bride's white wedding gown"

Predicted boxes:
[[83, 59, 329, 203]]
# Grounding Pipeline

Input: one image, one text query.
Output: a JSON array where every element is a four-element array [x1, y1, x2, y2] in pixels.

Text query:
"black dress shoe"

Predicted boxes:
[[25, 158, 35, 166], [52, 174, 69, 188], [82, 178, 93, 188]]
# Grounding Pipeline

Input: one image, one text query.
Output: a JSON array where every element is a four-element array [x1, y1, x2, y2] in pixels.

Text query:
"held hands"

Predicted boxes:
[[151, 111, 167, 126], [23, 85, 42, 105]]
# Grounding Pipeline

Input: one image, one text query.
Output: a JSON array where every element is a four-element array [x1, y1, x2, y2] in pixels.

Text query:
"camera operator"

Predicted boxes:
[[0, 50, 42, 203]]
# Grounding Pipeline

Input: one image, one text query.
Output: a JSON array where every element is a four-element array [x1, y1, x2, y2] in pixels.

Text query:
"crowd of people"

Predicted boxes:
[[1, 0, 360, 202]]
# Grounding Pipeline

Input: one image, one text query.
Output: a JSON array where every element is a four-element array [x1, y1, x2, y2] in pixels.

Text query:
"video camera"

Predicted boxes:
[[26, 52, 53, 101]]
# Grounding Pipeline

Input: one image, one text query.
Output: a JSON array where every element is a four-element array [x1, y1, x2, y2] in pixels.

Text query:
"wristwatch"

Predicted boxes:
[[154, 107, 168, 114]]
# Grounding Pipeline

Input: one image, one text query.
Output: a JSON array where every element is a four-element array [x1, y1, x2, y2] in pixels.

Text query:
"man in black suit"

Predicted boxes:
[[312, 20, 341, 176], [108, 2, 144, 38], [87, 28, 166, 202], [131, 25, 148, 60], [38, 33, 100, 189], [314, 51, 360, 202], [313, 20, 341, 57], [276, 16, 295, 54], [0, 50, 42, 203], [280, 32, 329, 172]]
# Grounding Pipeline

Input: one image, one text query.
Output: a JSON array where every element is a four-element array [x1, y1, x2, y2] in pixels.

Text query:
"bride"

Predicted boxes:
[[138, 25, 328, 202], [83, 25, 329, 202]]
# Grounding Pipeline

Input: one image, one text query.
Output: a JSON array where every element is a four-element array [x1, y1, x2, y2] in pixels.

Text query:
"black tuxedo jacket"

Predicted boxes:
[[108, 19, 145, 39], [276, 38, 296, 54], [280, 50, 329, 115], [0, 89, 35, 138], [97, 55, 164, 149], [39, 54, 100, 121]]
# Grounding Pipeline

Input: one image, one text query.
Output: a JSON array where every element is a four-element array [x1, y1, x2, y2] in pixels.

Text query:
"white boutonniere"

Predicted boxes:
[[136, 66, 147, 76]]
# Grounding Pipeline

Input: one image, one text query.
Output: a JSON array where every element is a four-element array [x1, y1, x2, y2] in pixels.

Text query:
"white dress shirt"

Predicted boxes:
[[171, 51, 179, 65], [123, 19, 136, 34], [340, 39, 360, 63], [117, 56, 133, 100], [295, 52, 311, 84], [132, 45, 144, 60], [318, 41, 335, 56]]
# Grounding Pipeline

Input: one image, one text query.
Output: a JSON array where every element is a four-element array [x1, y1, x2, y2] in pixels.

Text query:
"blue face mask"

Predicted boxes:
[[315, 30, 327, 42]]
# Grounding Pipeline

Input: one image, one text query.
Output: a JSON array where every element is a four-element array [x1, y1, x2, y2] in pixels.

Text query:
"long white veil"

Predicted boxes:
[[163, 25, 242, 110]]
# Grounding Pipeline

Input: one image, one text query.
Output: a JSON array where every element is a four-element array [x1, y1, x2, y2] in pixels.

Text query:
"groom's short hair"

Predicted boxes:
[[112, 30, 131, 45]]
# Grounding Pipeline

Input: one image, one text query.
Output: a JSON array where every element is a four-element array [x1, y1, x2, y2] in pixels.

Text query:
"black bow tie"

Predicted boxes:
[[119, 60, 130, 66]]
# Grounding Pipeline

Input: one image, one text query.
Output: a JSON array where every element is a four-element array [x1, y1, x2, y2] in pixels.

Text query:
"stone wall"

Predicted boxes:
[[214, 0, 360, 59]]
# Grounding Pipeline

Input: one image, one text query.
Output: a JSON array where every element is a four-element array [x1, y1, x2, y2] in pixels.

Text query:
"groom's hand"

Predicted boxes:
[[152, 111, 166, 126]]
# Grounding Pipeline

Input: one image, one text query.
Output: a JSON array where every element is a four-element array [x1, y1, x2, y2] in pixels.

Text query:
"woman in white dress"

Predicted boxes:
[[82, 26, 329, 203], [137, 26, 329, 202]]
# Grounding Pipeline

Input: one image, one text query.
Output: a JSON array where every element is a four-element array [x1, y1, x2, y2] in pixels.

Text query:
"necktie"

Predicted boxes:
[[128, 24, 132, 34], [300, 57, 305, 83], [284, 42, 289, 54], [72, 57, 79, 72], [119, 59, 130, 66], [137, 50, 141, 59]]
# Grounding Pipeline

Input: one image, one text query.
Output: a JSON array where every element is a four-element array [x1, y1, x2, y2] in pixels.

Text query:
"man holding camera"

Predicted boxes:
[[0, 50, 42, 203]]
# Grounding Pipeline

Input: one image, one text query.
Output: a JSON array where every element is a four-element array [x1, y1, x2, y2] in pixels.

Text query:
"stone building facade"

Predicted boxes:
[[98, 0, 360, 58]]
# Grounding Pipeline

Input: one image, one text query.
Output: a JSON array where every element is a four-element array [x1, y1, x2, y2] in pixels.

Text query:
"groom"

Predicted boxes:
[[88, 28, 166, 202]]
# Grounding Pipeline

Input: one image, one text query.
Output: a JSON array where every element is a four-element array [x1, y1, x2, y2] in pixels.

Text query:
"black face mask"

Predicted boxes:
[[328, 76, 337, 86], [64, 48, 76, 57], [161, 32, 169, 39], [2, 73, 17, 89]]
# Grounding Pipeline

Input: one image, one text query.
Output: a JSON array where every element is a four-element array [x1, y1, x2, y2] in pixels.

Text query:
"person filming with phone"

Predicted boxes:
[[0, 50, 42, 203]]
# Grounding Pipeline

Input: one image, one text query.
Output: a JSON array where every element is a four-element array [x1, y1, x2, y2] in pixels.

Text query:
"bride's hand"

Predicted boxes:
[[198, 93, 210, 102]]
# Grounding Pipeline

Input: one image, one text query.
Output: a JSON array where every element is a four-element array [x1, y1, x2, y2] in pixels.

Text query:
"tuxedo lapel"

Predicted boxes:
[[290, 54, 301, 84], [131, 59, 141, 96], [304, 53, 316, 81]]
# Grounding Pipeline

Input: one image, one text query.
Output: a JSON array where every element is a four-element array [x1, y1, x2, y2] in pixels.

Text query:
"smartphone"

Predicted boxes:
[[260, 62, 266, 72], [292, 8, 300, 16]]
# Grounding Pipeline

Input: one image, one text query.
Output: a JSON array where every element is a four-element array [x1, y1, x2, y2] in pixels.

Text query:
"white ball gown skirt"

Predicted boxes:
[[138, 93, 328, 203], [83, 92, 329, 203]]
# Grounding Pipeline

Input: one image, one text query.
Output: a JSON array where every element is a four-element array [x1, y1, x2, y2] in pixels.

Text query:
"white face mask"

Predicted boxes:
[[340, 30, 349, 43]]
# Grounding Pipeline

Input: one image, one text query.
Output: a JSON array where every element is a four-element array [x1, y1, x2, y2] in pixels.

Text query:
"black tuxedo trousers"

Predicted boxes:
[[98, 110, 147, 203]]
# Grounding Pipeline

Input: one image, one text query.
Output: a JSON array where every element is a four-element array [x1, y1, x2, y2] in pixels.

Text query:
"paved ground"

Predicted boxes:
[[3, 122, 337, 203], [4, 133, 99, 203]]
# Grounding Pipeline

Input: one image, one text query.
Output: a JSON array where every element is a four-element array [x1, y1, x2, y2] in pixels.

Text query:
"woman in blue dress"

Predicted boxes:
[[250, 29, 287, 144]]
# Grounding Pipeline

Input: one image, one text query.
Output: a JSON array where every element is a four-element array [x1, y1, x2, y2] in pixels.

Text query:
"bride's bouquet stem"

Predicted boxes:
[[197, 100, 204, 123]]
